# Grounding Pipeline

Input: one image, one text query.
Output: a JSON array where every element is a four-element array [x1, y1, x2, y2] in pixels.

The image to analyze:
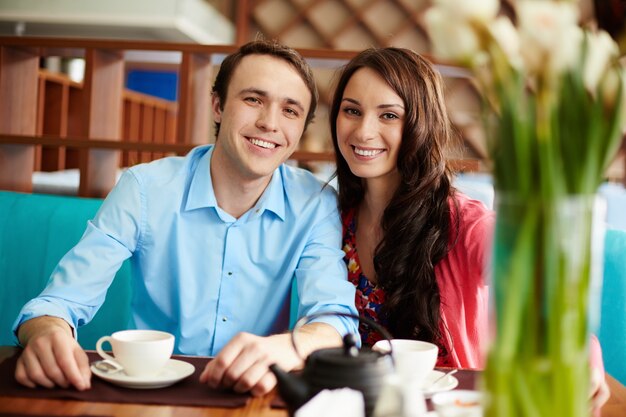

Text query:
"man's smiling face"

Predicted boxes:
[[211, 54, 312, 182]]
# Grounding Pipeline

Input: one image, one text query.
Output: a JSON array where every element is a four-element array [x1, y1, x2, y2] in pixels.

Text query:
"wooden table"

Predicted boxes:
[[1, 347, 625, 417], [0, 393, 284, 417]]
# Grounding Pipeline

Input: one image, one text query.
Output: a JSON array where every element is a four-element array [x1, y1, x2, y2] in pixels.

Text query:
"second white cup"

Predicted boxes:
[[95, 329, 175, 377]]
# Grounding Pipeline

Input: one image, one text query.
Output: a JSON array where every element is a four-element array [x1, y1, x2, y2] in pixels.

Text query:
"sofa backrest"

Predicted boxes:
[[599, 228, 626, 385], [0, 191, 131, 349], [2, 190, 623, 381]]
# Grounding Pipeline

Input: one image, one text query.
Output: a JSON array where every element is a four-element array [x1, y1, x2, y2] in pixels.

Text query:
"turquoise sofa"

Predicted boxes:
[[1, 190, 624, 384], [599, 228, 626, 385], [0, 191, 131, 349]]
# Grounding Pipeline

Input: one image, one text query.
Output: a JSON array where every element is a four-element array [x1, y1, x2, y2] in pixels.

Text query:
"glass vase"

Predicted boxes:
[[484, 194, 605, 417]]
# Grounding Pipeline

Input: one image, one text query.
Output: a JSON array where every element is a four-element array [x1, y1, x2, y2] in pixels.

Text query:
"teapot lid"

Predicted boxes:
[[305, 333, 389, 368]]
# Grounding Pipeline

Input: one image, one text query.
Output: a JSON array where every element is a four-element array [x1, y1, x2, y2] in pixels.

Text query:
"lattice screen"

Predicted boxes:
[[244, 0, 487, 163], [237, 0, 609, 171], [250, 0, 430, 51]]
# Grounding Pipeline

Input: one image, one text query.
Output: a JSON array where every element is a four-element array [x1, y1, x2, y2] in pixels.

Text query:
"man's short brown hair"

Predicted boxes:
[[212, 40, 318, 136]]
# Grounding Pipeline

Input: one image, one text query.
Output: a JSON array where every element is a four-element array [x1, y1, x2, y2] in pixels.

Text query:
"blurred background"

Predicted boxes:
[[0, 0, 624, 192]]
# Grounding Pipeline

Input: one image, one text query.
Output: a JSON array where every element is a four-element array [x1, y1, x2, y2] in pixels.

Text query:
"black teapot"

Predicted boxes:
[[269, 313, 394, 417]]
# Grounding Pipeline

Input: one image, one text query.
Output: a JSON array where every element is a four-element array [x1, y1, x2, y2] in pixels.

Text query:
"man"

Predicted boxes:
[[13, 40, 357, 396]]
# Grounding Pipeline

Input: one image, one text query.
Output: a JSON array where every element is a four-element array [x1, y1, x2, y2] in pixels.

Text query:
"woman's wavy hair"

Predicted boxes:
[[330, 47, 459, 345]]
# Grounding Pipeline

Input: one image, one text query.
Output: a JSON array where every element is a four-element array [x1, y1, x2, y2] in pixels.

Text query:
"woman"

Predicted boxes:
[[330, 47, 491, 368], [329, 47, 609, 407]]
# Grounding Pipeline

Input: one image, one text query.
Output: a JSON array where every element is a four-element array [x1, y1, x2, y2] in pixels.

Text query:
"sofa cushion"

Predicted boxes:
[[0, 191, 131, 349]]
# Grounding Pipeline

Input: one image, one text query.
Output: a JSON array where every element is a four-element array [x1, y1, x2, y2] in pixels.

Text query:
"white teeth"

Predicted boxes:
[[354, 147, 383, 157], [249, 138, 276, 149]]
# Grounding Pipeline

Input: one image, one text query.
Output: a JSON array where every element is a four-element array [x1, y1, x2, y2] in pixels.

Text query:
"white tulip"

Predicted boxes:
[[424, 7, 481, 63], [433, 0, 499, 23], [489, 17, 523, 70], [601, 67, 625, 119], [583, 30, 620, 93], [620, 70, 626, 126], [517, 0, 581, 74], [613, 69, 626, 132]]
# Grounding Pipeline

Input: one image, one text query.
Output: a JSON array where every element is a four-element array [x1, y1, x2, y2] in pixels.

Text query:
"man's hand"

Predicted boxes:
[[199, 322, 342, 396], [15, 316, 91, 391]]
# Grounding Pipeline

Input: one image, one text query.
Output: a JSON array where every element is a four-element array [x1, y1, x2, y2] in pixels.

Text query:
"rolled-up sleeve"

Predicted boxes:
[[13, 171, 142, 339], [293, 186, 358, 337]]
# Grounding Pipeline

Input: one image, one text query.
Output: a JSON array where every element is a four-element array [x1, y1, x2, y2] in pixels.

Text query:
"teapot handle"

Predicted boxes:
[[291, 311, 395, 363]]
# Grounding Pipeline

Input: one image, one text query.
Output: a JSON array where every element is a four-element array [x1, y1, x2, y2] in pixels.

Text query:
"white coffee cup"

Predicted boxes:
[[373, 339, 438, 388], [95, 330, 175, 377]]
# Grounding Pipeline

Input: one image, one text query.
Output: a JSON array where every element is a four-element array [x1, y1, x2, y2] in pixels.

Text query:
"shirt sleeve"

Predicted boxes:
[[441, 196, 494, 368], [12, 170, 142, 340], [462, 201, 496, 285], [293, 186, 359, 337]]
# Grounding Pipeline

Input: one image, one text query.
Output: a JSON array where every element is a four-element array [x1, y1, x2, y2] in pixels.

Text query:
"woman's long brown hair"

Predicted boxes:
[[330, 47, 459, 345]]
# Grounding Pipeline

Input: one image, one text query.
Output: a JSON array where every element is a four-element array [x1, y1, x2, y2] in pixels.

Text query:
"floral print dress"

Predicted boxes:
[[342, 208, 454, 366], [342, 208, 388, 347]]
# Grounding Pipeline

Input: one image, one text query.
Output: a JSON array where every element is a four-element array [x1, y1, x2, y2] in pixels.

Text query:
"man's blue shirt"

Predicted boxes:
[[14, 145, 357, 355]]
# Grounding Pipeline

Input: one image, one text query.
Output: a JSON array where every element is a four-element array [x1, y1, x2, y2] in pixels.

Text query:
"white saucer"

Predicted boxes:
[[421, 370, 459, 396], [91, 359, 195, 389]]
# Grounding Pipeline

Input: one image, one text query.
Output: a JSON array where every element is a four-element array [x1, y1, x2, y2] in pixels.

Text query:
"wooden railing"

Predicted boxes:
[[0, 36, 482, 197], [34, 70, 179, 172]]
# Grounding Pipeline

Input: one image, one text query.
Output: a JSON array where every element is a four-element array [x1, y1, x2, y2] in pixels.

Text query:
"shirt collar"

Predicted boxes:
[[253, 166, 285, 221], [184, 146, 286, 222], [185, 146, 217, 211]]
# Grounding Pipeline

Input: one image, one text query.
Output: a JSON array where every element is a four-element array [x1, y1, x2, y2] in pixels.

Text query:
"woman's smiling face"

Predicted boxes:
[[336, 67, 405, 183]]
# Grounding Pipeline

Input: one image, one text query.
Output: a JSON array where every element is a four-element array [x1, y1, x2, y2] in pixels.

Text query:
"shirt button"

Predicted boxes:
[[227, 272, 233, 276], [255, 209, 260, 213], [222, 317, 228, 322]]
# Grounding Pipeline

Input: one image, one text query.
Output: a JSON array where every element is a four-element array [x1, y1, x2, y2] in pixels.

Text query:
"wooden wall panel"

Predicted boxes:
[[122, 98, 141, 167], [33, 76, 45, 171], [139, 104, 154, 164], [78, 48, 124, 198], [41, 80, 69, 171], [66, 86, 85, 169], [0, 46, 39, 192], [165, 109, 177, 146], [152, 107, 166, 160], [177, 52, 212, 145]]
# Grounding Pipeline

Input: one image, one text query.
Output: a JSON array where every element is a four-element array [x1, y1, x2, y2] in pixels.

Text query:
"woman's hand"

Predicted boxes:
[[590, 367, 610, 415]]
